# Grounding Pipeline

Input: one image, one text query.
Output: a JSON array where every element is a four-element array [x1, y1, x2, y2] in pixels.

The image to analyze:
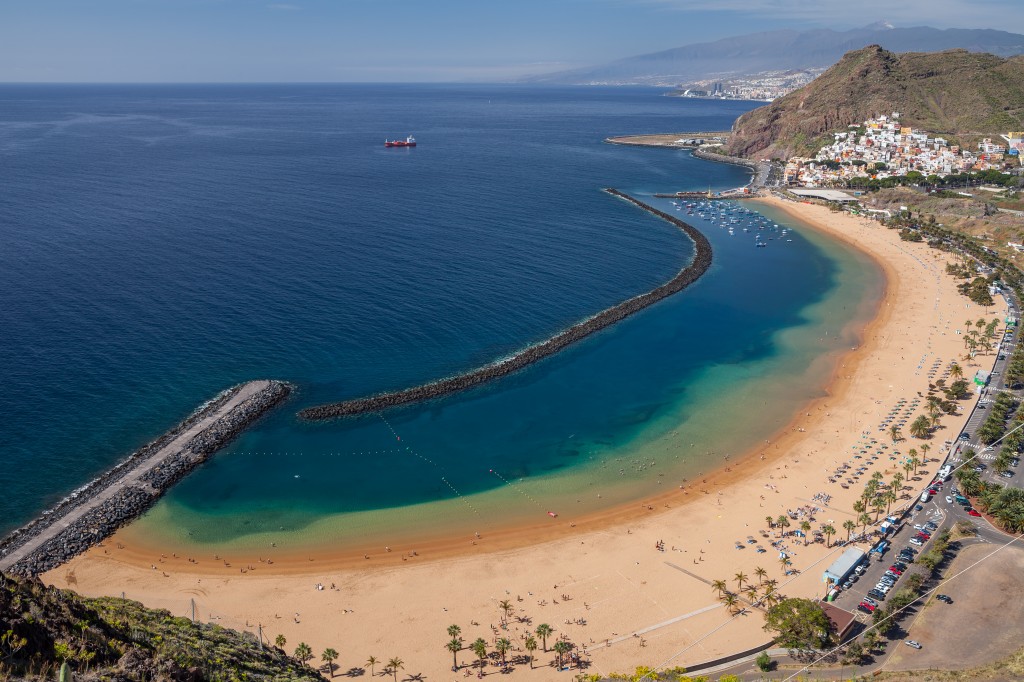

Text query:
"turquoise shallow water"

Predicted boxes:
[[0, 84, 882, 551]]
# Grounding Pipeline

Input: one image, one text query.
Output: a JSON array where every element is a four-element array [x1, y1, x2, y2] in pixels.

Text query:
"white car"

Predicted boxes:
[[945, 496, 953, 504], [910, 538, 924, 546]]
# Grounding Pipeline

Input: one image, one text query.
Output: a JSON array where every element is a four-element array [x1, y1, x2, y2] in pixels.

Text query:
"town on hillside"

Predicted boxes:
[[784, 113, 1023, 187]]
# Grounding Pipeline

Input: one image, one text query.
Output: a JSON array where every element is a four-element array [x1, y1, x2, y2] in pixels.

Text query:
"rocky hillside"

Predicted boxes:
[[0, 572, 321, 681], [727, 46, 1024, 160]]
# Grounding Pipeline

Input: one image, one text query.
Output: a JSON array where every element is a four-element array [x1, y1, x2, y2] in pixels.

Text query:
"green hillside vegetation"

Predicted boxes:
[[728, 45, 1024, 159], [0, 572, 321, 681]]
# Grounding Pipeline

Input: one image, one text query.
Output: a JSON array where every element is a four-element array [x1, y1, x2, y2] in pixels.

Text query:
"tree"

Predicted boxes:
[[471, 639, 487, 670], [294, 642, 313, 667], [366, 656, 378, 677], [495, 638, 511, 667], [446, 637, 463, 671], [754, 566, 768, 584], [744, 585, 760, 604], [734, 571, 748, 591], [710, 579, 727, 598], [447, 624, 462, 639], [920, 443, 931, 462], [721, 592, 740, 614], [841, 640, 865, 665], [858, 513, 872, 535], [756, 650, 773, 672], [799, 520, 811, 545], [765, 515, 775, 529], [498, 599, 513, 623], [762, 598, 835, 650], [822, 524, 836, 548], [524, 636, 538, 669], [910, 415, 931, 439], [553, 640, 572, 670], [950, 362, 964, 381], [322, 648, 339, 678], [776, 515, 791, 535], [275, 634, 287, 650], [889, 424, 903, 442], [535, 623, 553, 652], [843, 519, 856, 541], [387, 657, 403, 682]]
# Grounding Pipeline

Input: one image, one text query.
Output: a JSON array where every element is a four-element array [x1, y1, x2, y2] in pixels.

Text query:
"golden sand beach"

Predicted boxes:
[[45, 196, 1005, 679]]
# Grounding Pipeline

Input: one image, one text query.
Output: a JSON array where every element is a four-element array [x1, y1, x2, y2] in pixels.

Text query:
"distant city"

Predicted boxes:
[[668, 68, 825, 102]]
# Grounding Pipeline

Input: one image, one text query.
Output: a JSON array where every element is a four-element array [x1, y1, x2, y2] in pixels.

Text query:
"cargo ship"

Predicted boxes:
[[384, 135, 416, 148]]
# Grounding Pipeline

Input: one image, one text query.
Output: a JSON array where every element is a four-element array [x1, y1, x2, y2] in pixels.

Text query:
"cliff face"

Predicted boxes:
[[727, 46, 1024, 159], [0, 573, 321, 681]]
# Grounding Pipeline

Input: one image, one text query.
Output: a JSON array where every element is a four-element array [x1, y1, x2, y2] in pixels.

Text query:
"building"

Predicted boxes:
[[822, 547, 866, 586], [819, 602, 858, 642], [788, 189, 859, 203]]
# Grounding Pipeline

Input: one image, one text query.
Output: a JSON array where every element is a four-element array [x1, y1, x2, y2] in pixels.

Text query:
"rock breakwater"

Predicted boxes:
[[298, 190, 713, 420], [0, 380, 291, 576]]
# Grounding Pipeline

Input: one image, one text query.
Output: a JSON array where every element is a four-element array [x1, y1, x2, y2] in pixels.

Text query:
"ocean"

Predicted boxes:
[[0, 84, 882, 551]]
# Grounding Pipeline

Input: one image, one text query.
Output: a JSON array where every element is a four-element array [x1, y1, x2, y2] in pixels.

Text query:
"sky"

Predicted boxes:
[[1, 0, 1022, 82]]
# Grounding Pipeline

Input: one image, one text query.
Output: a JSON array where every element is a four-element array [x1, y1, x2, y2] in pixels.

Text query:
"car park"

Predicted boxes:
[[905, 640, 923, 649]]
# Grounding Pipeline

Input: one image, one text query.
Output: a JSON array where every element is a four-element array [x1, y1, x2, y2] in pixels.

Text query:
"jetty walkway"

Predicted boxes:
[[0, 380, 290, 576], [299, 190, 712, 421]]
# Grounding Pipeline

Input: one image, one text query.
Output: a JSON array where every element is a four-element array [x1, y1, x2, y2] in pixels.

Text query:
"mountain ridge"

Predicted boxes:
[[725, 46, 1024, 160], [527, 25, 1024, 86]]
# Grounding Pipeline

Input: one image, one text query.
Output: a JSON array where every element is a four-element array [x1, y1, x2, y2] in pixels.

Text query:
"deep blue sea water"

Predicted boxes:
[[0, 85, 880, 549]]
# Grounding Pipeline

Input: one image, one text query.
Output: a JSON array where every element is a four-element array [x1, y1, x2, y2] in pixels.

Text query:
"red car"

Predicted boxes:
[[888, 566, 904, 575], [916, 532, 931, 541], [858, 601, 876, 612], [968, 510, 982, 517]]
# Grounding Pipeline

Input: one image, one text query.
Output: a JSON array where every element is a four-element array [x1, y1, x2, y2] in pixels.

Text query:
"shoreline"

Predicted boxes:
[[297, 190, 713, 420], [42, 168, 999, 678]]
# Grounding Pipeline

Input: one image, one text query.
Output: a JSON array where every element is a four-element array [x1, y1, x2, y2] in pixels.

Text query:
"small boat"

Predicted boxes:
[[385, 135, 417, 148]]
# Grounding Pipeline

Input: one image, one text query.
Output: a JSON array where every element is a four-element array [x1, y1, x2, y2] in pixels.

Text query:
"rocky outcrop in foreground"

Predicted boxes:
[[298, 190, 713, 420], [0, 381, 291, 576]]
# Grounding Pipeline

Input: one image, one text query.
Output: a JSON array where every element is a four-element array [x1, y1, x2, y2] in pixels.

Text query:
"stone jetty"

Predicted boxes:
[[298, 190, 713, 421], [0, 380, 291, 576]]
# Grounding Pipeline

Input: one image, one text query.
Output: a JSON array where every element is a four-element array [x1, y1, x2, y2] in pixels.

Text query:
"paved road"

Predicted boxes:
[[0, 380, 271, 571]]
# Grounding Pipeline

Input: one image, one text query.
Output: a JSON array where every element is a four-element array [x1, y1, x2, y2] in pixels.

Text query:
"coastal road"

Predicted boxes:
[[0, 380, 273, 572]]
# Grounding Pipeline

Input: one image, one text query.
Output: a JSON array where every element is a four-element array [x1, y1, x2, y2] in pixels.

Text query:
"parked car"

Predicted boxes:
[[968, 510, 982, 517], [910, 537, 924, 546], [914, 504, 923, 511], [1000, 471, 1014, 478], [867, 589, 886, 600], [945, 495, 953, 504], [936, 594, 953, 603], [905, 640, 923, 649]]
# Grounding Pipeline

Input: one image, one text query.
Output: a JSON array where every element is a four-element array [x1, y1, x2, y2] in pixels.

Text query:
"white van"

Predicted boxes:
[[938, 466, 952, 481]]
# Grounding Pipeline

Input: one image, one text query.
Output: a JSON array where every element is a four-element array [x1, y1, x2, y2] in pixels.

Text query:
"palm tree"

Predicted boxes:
[[366, 656, 378, 677], [871, 496, 887, 521], [921, 443, 931, 462], [885, 490, 898, 514], [950, 362, 964, 381], [498, 599, 513, 623], [822, 524, 836, 548], [744, 585, 759, 604], [852, 499, 866, 515], [910, 415, 931, 439], [322, 648, 339, 678], [710, 579, 728, 598], [553, 640, 572, 670], [524, 636, 538, 669], [447, 624, 462, 639], [387, 657, 403, 682], [780, 557, 793, 575], [446, 638, 463, 671], [495, 638, 511, 667], [929, 412, 942, 429], [721, 593, 740, 614], [903, 461, 913, 479], [294, 643, 313, 667], [889, 424, 903, 442], [471, 639, 487, 671], [776, 515, 791, 535], [765, 515, 775, 529], [275, 634, 287, 650], [800, 520, 811, 545], [535, 623, 553, 652], [858, 512, 872, 535], [754, 566, 768, 584], [734, 571, 748, 591], [843, 519, 856, 541], [892, 472, 904, 492]]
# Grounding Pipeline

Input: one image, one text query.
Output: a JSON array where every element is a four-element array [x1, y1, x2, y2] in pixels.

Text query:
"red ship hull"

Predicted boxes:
[[385, 135, 417, 147]]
